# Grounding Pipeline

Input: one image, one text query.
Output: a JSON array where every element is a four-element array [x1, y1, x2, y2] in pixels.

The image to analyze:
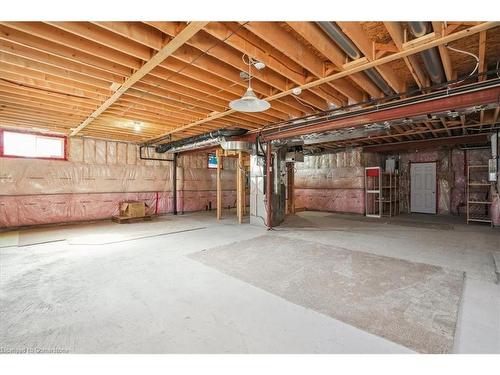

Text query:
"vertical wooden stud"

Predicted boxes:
[[216, 148, 222, 220]]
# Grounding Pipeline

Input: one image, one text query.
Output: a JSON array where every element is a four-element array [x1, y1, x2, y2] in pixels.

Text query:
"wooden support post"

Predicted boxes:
[[265, 143, 273, 230], [237, 151, 244, 224], [172, 153, 178, 215], [242, 156, 247, 216], [286, 162, 295, 215], [216, 148, 222, 220]]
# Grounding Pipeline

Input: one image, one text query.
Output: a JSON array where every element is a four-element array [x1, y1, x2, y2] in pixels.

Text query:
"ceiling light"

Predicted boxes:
[[133, 121, 142, 132], [110, 82, 121, 92], [230, 56, 271, 113], [229, 87, 270, 112], [253, 61, 266, 70], [292, 87, 302, 96]]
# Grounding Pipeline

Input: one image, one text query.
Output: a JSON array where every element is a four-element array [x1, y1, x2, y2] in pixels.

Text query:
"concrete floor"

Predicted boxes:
[[1, 211, 499, 353]]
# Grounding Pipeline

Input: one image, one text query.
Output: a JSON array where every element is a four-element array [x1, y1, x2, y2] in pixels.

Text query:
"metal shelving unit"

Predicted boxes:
[[365, 167, 381, 218], [467, 165, 492, 226], [379, 172, 400, 217]]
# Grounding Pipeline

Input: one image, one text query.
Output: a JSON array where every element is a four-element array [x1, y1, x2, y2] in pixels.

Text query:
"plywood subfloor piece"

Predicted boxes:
[[189, 234, 465, 353]]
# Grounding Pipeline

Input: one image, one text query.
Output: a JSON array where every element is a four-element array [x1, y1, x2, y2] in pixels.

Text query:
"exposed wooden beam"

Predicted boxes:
[[336, 21, 406, 93], [0, 22, 306, 129], [478, 31, 487, 81], [286, 21, 382, 98], [363, 133, 489, 152], [145, 22, 313, 115], [493, 107, 500, 125], [384, 22, 428, 88], [460, 115, 467, 135], [431, 22, 455, 81], [202, 22, 345, 108], [239, 21, 364, 103], [440, 117, 452, 136], [70, 21, 208, 136], [146, 22, 499, 141]]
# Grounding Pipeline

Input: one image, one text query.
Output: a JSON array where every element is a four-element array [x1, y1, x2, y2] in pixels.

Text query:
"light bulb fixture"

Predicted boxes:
[[253, 61, 266, 70], [229, 87, 270, 112], [133, 121, 142, 132], [229, 54, 271, 113], [292, 87, 302, 96]]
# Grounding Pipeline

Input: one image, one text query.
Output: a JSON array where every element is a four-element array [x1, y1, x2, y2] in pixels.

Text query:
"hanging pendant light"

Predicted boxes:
[[229, 55, 271, 113]]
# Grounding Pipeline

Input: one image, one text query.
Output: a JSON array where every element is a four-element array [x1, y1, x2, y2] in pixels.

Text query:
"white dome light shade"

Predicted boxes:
[[229, 87, 271, 113]]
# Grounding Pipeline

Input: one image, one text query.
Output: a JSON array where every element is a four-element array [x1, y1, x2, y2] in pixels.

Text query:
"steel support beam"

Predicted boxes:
[[262, 85, 500, 141], [363, 133, 490, 152]]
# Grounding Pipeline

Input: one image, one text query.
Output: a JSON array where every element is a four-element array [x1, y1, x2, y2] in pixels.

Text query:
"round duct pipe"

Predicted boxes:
[[316, 21, 362, 60], [317, 21, 393, 96], [408, 22, 446, 84], [408, 22, 430, 37], [155, 128, 248, 153]]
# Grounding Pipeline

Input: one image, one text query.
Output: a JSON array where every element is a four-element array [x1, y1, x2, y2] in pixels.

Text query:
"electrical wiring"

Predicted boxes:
[[292, 92, 319, 113], [445, 44, 480, 85]]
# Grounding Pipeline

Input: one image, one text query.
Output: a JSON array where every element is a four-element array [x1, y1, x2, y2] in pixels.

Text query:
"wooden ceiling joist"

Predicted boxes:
[[286, 21, 383, 99], [146, 21, 499, 141], [69, 21, 208, 136], [0, 21, 498, 143], [383, 22, 428, 88], [431, 22, 455, 82], [336, 22, 406, 94]]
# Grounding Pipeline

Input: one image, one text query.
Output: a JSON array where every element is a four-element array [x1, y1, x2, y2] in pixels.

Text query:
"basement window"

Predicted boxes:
[[0, 129, 66, 160]]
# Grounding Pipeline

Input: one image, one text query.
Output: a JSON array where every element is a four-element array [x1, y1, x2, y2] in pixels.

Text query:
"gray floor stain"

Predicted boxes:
[[189, 234, 464, 353]]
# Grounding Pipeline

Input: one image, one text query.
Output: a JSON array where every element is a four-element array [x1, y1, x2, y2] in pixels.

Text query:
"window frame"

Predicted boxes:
[[0, 128, 68, 161]]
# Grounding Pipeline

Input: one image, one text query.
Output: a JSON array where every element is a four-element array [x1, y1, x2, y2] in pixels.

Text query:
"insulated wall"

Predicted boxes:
[[294, 149, 365, 214], [293, 147, 499, 226], [177, 153, 241, 213], [0, 137, 237, 228], [397, 148, 491, 216]]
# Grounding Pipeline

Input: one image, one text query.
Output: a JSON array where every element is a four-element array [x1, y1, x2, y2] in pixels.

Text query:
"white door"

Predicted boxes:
[[410, 162, 436, 214]]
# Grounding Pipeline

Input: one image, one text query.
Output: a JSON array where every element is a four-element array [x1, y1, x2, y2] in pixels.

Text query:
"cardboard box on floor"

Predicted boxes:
[[120, 201, 148, 218]]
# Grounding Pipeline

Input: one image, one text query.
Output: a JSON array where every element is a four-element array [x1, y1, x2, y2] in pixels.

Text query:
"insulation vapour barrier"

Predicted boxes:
[[295, 188, 365, 214], [0, 138, 241, 228], [0, 191, 250, 227], [293, 149, 365, 213]]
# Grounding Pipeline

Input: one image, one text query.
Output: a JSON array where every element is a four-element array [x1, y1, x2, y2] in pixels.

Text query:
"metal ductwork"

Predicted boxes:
[[408, 22, 446, 84], [317, 21, 362, 59], [155, 128, 248, 153], [317, 22, 394, 96], [299, 122, 390, 145]]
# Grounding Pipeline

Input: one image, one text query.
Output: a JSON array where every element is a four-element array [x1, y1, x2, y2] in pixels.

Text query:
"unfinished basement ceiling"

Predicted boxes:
[[0, 21, 499, 145]]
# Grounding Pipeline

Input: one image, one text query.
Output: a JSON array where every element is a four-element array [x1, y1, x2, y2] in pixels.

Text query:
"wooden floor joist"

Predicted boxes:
[[0, 21, 498, 145], [70, 21, 208, 136], [145, 21, 499, 141]]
